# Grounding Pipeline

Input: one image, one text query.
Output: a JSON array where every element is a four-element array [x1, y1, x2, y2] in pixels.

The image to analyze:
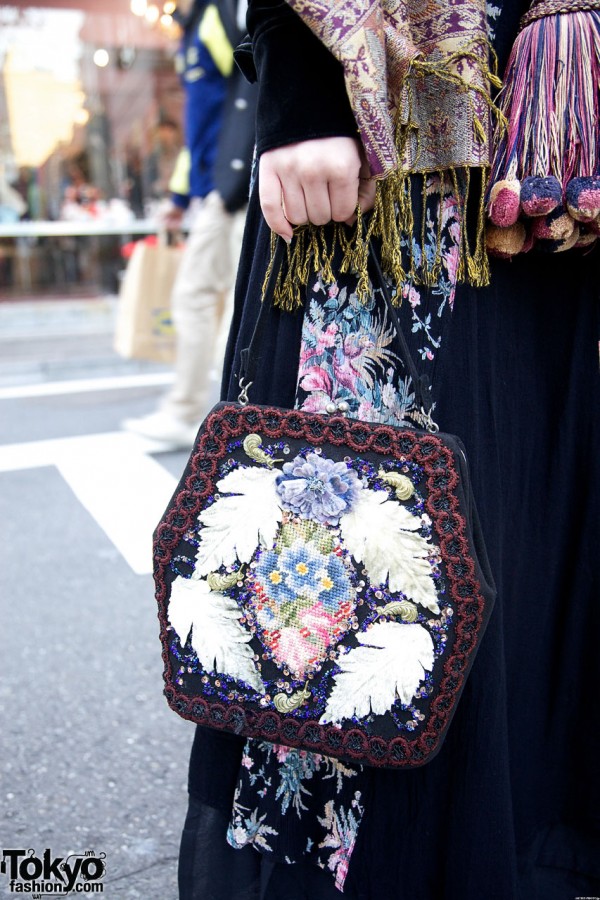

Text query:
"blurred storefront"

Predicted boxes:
[[0, 0, 184, 298]]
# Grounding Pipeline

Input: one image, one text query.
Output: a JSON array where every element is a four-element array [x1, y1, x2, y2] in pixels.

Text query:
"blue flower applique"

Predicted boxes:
[[276, 453, 362, 525]]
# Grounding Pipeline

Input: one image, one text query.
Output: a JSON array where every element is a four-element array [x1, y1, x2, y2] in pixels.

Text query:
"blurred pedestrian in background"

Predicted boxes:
[[144, 119, 183, 210], [124, 0, 256, 449], [10, 167, 42, 221]]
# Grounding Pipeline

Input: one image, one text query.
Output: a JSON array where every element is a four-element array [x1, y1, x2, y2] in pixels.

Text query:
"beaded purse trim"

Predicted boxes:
[[154, 404, 492, 769]]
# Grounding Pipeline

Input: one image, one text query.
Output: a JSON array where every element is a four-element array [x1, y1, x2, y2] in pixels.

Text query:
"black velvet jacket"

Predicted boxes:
[[236, 0, 357, 156]]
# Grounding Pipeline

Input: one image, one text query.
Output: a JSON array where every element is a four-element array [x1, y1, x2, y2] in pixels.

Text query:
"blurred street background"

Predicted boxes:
[[0, 295, 198, 898], [0, 2, 208, 895]]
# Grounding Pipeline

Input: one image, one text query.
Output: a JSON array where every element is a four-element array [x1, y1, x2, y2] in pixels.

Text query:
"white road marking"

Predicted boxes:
[[0, 372, 174, 400], [0, 432, 178, 575]]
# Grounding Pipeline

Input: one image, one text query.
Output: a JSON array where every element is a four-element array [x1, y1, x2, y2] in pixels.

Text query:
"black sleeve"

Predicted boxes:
[[243, 0, 358, 156]]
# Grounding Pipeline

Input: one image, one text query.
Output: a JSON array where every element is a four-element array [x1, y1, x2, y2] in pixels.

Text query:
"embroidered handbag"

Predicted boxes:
[[153, 244, 496, 769]]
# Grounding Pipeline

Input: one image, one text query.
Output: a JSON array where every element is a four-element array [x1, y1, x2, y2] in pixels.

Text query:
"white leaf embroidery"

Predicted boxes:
[[340, 489, 440, 613], [195, 466, 282, 576], [320, 621, 434, 723], [168, 576, 264, 692]]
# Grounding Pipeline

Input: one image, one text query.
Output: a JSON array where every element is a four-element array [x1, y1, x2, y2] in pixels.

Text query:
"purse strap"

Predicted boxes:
[[238, 235, 437, 429]]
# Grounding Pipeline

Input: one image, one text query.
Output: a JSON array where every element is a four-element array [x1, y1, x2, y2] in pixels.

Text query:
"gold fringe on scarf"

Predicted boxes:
[[265, 165, 491, 312], [262, 0, 504, 309], [264, 47, 502, 311]]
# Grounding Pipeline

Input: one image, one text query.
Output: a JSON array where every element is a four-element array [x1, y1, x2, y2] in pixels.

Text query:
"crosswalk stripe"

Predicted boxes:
[[0, 432, 177, 575], [0, 372, 174, 401]]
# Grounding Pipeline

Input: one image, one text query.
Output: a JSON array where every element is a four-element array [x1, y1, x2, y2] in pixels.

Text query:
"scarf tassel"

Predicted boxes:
[[263, 34, 503, 310], [486, 8, 600, 257], [266, 165, 490, 311]]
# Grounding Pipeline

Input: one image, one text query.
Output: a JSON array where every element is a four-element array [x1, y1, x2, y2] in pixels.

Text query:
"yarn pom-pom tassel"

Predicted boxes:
[[487, 7, 600, 231], [566, 176, 600, 222], [574, 229, 598, 249], [531, 206, 576, 241], [520, 176, 562, 216], [486, 222, 531, 258], [536, 226, 581, 253], [487, 179, 521, 226], [588, 214, 600, 235]]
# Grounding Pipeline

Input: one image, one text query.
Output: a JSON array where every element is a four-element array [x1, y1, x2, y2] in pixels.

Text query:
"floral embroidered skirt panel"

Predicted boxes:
[[176, 165, 600, 900]]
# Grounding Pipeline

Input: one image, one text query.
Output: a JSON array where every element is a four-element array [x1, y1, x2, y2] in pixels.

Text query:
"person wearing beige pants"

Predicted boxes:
[[166, 191, 246, 424], [123, 0, 255, 448], [124, 191, 245, 445]]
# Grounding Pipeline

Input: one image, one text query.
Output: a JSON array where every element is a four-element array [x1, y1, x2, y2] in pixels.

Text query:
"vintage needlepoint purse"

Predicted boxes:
[[153, 243, 496, 769]]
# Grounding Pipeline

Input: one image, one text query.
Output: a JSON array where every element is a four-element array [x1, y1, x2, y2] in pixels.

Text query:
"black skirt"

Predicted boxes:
[[177, 170, 600, 899]]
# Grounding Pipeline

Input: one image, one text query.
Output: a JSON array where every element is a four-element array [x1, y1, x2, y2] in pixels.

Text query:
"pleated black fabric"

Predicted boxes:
[[179, 176, 599, 898]]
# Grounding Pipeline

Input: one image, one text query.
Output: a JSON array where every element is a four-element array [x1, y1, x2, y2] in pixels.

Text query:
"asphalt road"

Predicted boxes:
[[0, 299, 204, 898]]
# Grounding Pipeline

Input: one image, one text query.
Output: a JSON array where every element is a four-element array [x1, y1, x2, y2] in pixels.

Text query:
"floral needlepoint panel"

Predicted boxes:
[[154, 403, 494, 769]]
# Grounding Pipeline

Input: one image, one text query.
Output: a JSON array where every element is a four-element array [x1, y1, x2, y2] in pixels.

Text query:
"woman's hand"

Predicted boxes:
[[258, 136, 376, 242]]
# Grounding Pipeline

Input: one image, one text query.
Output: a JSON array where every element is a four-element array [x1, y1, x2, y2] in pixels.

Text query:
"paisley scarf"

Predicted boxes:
[[285, 0, 496, 179], [267, 0, 501, 307]]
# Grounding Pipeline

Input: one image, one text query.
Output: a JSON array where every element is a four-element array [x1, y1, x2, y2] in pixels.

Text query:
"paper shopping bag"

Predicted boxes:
[[114, 236, 182, 364]]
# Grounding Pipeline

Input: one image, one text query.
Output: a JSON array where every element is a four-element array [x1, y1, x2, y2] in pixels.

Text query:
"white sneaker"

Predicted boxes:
[[122, 411, 199, 449]]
